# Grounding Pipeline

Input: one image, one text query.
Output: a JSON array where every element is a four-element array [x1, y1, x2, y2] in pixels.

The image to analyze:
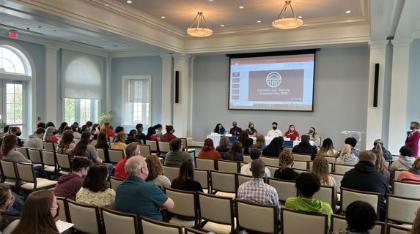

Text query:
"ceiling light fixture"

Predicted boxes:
[[239, 6, 244, 9], [187, 12, 213, 37], [220, 24, 225, 27], [126, 0, 132, 4], [257, 20, 262, 23], [272, 0, 303, 29], [161, 16, 166, 19], [345, 10, 351, 14]]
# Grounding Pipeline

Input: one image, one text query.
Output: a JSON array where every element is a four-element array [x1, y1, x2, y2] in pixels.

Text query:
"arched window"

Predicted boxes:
[[0, 45, 32, 76]]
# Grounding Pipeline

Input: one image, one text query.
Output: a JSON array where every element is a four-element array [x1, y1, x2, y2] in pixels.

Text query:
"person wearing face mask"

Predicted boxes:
[[284, 124, 300, 141], [161, 125, 177, 142], [229, 121, 242, 137], [267, 122, 282, 138], [54, 157, 91, 201], [246, 122, 257, 137], [154, 124, 163, 137], [307, 127, 321, 147], [405, 121, 420, 157]]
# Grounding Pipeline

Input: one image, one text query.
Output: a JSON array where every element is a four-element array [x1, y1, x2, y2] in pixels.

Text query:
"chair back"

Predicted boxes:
[[236, 200, 278, 233], [236, 174, 254, 189], [108, 149, 124, 163], [57, 197, 68, 221], [393, 181, 420, 199], [194, 169, 209, 189], [16, 148, 29, 159], [184, 228, 208, 234], [141, 217, 182, 234], [243, 155, 251, 163], [0, 160, 17, 180], [67, 200, 102, 234], [268, 178, 297, 202], [43, 142, 55, 151], [293, 160, 308, 170], [158, 141, 171, 154], [218, 160, 239, 173], [387, 223, 412, 234], [41, 150, 56, 167], [165, 188, 197, 218], [281, 208, 328, 234], [334, 164, 354, 175], [211, 171, 236, 193], [110, 176, 124, 191], [146, 140, 159, 152], [180, 138, 188, 151], [28, 149, 42, 164], [341, 188, 380, 213], [393, 170, 407, 181], [332, 215, 384, 234], [331, 173, 344, 191], [387, 195, 420, 224], [267, 166, 278, 177], [313, 185, 336, 208], [96, 148, 106, 161], [56, 153, 72, 172], [260, 157, 279, 167], [162, 166, 180, 182], [102, 208, 139, 234], [198, 193, 234, 231], [196, 158, 215, 171], [292, 154, 311, 161], [139, 145, 152, 158], [16, 163, 35, 183]]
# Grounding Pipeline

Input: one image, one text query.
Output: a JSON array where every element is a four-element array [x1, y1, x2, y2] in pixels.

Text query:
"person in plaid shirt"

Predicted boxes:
[[237, 159, 280, 210]]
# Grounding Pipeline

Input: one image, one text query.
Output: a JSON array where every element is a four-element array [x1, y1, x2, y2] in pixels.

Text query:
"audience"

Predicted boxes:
[[135, 123, 146, 144], [76, 165, 115, 208], [0, 135, 30, 163], [284, 124, 300, 141], [154, 124, 163, 137], [125, 129, 138, 144], [198, 138, 221, 160], [344, 137, 360, 158], [146, 155, 171, 189], [312, 156, 336, 188], [114, 156, 174, 221], [318, 138, 339, 158], [164, 138, 193, 167], [237, 159, 279, 209], [146, 127, 158, 141], [335, 144, 359, 165], [405, 121, 420, 157], [95, 132, 110, 162], [262, 136, 284, 157], [307, 127, 321, 147], [171, 160, 203, 192], [373, 139, 392, 161], [71, 123, 81, 140], [285, 173, 333, 227], [246, 122, 257, 137], [390, 146, 415, 172], [8, 127, 23, 147], [252, 134, 266, 151], [58, 122, 68, 135], [114, 126, 125, 135], [229, 121, 242, 137], [37, 122, 46, 129], [372, 145, 390, 181], [56, 130, 76, 154], [161, 125, 176, 142], [111, 132, 127, 151], [54, 157, 91, 200], [24, 128, 45, 149], [238, 130, 253, 155], [397, 158, 420, 183], [292, 135, 318, 159], [114, 142, 141, 180], [100, 122, 115, 138], [344, 201, 377, 234], [274, 150, 299, 180], [43, 127, 59, 144], [72, 132, 99, 163], [266, 121, 282, 138], [216, 136, 230, 157], [240, 148, 271, 177], [0, 184, 19, 231], [213, 123, 225, 135], [341, 150, 389, 220], [223, 141, 243, 161]]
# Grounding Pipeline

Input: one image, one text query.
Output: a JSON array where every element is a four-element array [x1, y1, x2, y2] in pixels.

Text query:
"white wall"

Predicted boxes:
[[192, 45, 370, 148]]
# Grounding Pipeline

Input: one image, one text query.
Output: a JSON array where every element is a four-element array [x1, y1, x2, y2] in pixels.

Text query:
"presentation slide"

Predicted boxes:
[[229, 53, 315, 111]]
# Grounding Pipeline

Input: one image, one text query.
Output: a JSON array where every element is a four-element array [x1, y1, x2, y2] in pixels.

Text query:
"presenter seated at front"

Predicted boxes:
[[229, 121, 242, 137], [266, 122, 282, 138], [307, 127, 321, 147], [246, 122, 257, 137], [405, 121, 420, 157], [284, 124, 300, 141], [213, 123, 226, 135]]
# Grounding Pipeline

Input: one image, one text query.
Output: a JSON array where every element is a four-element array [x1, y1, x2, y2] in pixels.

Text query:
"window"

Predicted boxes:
[[5, 83, 23, 125], [0, 45, 31, 75], [64, 98, 99, 124], [123, 76, 151, 126]]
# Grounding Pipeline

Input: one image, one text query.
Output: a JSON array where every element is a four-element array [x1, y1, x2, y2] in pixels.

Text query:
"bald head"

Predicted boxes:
[[125, 156, 148, 179], [359, 150, 376, 164]]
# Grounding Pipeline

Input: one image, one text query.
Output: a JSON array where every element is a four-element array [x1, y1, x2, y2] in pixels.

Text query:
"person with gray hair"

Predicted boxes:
[[114, 142, 141, 180], [114, 156, 174, 221]]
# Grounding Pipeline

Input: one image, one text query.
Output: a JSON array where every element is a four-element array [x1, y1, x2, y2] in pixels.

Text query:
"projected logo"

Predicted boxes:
[[265, 72, 282, 88]]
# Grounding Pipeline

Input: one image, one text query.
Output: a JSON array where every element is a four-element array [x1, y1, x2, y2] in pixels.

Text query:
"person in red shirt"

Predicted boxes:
[[406, 121, 420, 157], [114, 142, 141, 180], [100, 122, 115, 138], [146, 127, 159, 141], [284, 124, 300, 141], [160, 125, 176, 142], [398, 158, 420, 183], [198, 138, 221, 160], [54, 157, 91, 200]]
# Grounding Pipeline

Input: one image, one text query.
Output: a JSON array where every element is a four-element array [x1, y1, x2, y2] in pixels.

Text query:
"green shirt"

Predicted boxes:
[[164, 151, 193, 167], [114, 176, 168, 221], [285, 197, 333, 228]]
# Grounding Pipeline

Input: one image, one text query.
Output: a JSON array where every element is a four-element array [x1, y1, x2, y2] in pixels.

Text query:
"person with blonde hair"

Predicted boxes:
[[318, 138, 339, 158], [312, 156, 336, 187], [146, 155, 171, 189], [111, 132, 127, 151], [274, 150, 298, 180], [398, 158, 420, 183], [43, 127, 59, 144], [336, 144, 359, 165], [372, 145, 390, 181]]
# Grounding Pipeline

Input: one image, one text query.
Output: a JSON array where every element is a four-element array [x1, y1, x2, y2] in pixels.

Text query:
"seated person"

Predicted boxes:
[[292, 135, 318, 159], [390, 146, 415, 172], [307, 127, 321, 147], [135, 123, 147, 144], [171, 160, 203, 192], [154, 124, 163, 138], [216, 136, 230, 158], [0, 184, 20, 231], [214, 123, 225, 135], [72, 132, 100, 163], [198, 138, 221, 160], [76, 165, 116, 208], [161, 125, 177, 142], [238, 131, 254, 155], [237, 159, 279, 209], [24, 128, 45, 150], [146, 127, 159, 141], [240, 148, 271, 177], [341, 151, 389, 220], [312, 156, 336, 188], [246, 122, 257, 137], [164, 138, 193, 167], [95, 132, 111, 162], [252, 134, 266, 151], [267, 122, 282, 138], [43, 126, 59, 144], [336, 144, 359, 165], [114, 142, 141, 180], [317, 138, 339, 158], [229, 121, 242, 137], [146, 155, 171, 189], [284, 124, 300, 141], [1, 135, 30, 164], [114, 156, 174, 221], [274, 150, 299, 181], [345, 137, 360, 158], [397, 158, 420, 183], [56, 130, 76, 154], [111, 132, 127, 151], [223, 142, 243, 162], [373, 139, 392, 161], [262, 136, 284, 158], [54, 157, 91, 200], [285, 173, 333, 228], [344, 201, 377, 234], [372, 145, 390, 182], [125, 129, 138, 144]]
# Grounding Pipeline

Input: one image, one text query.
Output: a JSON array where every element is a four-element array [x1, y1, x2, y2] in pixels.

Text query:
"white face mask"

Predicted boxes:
[[290, 128, 295, 131]]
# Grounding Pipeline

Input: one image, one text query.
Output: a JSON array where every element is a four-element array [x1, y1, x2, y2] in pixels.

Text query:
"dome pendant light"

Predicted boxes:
[[272, 0, 303, 29], [187, 12, 213, 37]]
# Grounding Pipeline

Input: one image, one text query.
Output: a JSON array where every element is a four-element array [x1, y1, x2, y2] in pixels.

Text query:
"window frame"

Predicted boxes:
[[122, 75, 152, 126], [63, 98, 99, 124]]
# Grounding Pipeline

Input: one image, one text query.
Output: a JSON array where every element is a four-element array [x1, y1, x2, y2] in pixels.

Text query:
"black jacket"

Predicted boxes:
[[274, 168, 299, 181], [292, 143, 317, 158], [341, 161, 389, 217]]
